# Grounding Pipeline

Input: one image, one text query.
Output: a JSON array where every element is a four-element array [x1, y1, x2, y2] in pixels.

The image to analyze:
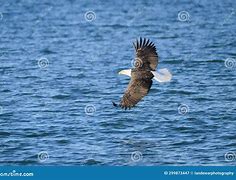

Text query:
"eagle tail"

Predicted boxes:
[[151, 68, 172, 82]]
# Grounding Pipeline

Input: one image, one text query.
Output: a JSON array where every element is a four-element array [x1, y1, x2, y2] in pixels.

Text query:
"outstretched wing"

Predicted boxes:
[[133, 37, 158, 70], [120, 76, 153, 109]]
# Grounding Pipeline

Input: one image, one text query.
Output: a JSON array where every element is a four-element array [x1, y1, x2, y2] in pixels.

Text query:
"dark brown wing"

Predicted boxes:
[[120, 71, 153, 109], [133, 37, 158, 70]]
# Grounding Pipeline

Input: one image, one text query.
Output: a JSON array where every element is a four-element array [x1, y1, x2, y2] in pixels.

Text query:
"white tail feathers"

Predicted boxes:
[[151, 68, 172, 82]]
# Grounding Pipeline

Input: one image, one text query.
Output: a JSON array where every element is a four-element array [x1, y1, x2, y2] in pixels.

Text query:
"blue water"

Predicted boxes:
[[0, 0, 236, 165]]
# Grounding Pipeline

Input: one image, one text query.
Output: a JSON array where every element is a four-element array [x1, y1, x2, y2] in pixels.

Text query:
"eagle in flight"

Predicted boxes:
[[113, 38, 172, 110]]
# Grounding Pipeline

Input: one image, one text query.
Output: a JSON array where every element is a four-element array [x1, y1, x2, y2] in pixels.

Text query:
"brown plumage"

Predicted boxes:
[[117, 37, 159, 109]]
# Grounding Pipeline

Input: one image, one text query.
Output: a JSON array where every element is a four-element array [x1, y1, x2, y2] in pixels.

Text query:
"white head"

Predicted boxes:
[[118, 69, 131, 77]]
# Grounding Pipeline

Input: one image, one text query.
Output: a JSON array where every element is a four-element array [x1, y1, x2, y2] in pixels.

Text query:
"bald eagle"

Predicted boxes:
[[113, 38, 172, 110]]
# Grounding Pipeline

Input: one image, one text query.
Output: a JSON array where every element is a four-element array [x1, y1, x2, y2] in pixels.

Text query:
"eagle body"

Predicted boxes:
[[120, 69, 154, 109], [114, 37, 172, 110]]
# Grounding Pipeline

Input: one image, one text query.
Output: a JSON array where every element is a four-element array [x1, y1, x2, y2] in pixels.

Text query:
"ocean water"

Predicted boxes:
[[0, 0, 236, 165]]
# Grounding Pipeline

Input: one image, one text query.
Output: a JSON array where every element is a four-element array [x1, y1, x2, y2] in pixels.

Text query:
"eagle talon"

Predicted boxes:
[[112, 101, 118, 107]]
